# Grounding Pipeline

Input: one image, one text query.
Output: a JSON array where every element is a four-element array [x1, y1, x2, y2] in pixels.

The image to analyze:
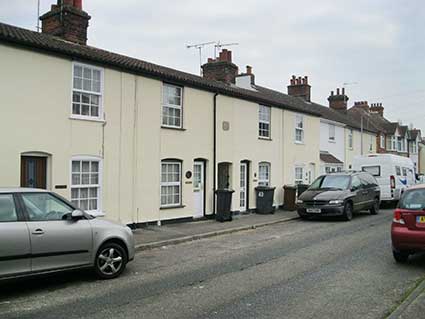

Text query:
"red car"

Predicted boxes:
[[391, 185, 425, 262]]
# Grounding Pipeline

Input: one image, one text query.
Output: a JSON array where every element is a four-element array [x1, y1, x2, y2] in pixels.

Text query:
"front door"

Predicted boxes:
[[20, 192, 92, 272], [308, 163, 316, 184], [21, 156, 47, 189], [0, 194, 31, 277], [240, 163, 248, 212], [193, 162, 205, 219]]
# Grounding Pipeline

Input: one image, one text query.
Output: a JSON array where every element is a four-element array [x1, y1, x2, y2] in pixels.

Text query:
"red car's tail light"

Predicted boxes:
[[390, 175, 396, 189], [393, 209, 405, 225]]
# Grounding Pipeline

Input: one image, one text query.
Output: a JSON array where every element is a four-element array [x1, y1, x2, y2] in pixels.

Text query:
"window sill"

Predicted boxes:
[[161, 126, 186, 131], [70, 115, 105, 123], [328, 139, 336, 143], [160, 205, 186, 210], [294, 141, 304, 145], [258, 136, 272, 141]]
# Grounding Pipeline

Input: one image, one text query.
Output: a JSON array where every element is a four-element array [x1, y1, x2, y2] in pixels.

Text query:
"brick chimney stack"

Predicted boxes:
[[40, 0, 91, 45], [287, 75, 311, 102], [353, 101, 370, 112], [328, 88, 349, 111], [202, 49, 239, 84], [370, 103, 384, 116]]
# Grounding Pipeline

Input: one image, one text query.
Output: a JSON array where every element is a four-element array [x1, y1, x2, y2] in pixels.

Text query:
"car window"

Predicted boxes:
[[0, 194, 18, 222], [309, 175, 350, 190], [351, 176, 362, 190], [399, 189, 425, 210], [22, 193, 74, 221], [402, 168, 407, 176], [396, 166, 401, 176], [360, 173, 377, 187], [362, 166, 380, 177]]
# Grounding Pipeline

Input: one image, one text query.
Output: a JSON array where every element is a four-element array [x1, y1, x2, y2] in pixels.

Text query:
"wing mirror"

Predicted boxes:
[[71, 210, 84, 220]]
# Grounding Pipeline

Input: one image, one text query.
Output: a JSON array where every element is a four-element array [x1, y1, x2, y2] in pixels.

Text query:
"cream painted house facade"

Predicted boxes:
[[0, 14, 323, 225]]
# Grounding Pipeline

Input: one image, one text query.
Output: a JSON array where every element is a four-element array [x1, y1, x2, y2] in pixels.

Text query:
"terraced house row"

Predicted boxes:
[[0, 1, 421, 225]]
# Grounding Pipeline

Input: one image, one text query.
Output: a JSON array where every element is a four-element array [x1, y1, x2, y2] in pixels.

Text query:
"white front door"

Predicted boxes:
[[193, 162, 204, 218], [240, 163, 248, 212]]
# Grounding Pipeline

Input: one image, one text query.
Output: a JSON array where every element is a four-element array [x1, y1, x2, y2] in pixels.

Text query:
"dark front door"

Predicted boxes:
[[21, 156, 47, 189]]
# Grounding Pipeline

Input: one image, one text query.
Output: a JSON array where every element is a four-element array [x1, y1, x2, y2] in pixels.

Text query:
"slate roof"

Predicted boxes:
[[320, 152, 343, 164], [0, 22, 323, 117]]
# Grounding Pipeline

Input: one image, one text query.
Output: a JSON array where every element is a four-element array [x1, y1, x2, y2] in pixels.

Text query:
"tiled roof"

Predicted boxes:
[[320, 152, 343, 164], [253, 85, 377, 133], [348, 107, 390, 133], [0, 22, 322, 117]]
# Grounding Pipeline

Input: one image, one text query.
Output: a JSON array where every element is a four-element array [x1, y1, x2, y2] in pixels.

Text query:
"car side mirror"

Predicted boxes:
[[71, 210, 84, 220]]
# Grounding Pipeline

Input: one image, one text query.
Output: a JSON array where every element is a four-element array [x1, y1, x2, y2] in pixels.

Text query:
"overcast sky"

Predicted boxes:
[[1, 0, 424, 131]]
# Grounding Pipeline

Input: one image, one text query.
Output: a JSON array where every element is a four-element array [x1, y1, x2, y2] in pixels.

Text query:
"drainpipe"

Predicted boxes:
[[213, 93, 218, 216]]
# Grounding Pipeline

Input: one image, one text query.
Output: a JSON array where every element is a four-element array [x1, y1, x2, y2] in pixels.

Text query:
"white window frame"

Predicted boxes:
[[328, 124, 336, 142], [412, 141, 417, 154], [391, 136, 397, 151], [71, 62, 104, 122], [380, 134, 385, 149], [162, 83, 183, 129], [70, 156, 102, 214], [295, 115, 304, 144], [348, 129, 353, 149], [160, 160, 182, 208], [258, 162, 271, 187], [295, 166, 304, 185], [259, 105, 271, 139]]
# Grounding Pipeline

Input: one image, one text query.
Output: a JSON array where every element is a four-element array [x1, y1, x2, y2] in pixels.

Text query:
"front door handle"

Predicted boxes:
[[32, 229, 44, 235]]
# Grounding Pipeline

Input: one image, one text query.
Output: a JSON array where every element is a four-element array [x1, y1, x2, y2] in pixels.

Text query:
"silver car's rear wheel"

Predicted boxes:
[[95, 243, 127, 279]]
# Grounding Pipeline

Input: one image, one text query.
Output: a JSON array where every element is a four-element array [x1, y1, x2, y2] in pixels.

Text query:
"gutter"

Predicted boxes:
[[213, 93, 218, 216]]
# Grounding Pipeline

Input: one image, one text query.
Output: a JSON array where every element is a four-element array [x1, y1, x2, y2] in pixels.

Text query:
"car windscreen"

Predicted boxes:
[[309, 175, 350, 190], [399, 189, 425, 210]]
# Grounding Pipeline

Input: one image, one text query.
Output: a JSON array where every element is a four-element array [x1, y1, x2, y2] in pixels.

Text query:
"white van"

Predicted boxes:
[[353, 154, 416, 203]]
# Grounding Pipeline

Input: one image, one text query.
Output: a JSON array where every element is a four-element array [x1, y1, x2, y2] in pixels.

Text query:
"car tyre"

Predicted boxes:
[[342, 202, 353, 221], [393, 249, 409, 263], [370, 198, 380, 215], [94, 242, 128, 280]]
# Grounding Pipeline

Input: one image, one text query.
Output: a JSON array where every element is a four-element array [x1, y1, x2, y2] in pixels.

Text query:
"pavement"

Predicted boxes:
[[132, 209, 299, 251], [3, 209, 425, 319], [388, 278, 425, 319]]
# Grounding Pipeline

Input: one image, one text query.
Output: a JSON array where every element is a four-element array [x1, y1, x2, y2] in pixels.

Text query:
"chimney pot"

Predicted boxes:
[[246, 65, 252, 75], [336, 88, 340, 95], [40, 0, 91, 45]]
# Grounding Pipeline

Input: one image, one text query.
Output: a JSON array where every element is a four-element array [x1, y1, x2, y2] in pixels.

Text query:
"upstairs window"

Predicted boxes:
[[162, 84, 183, 128], [72, 63, 103, 119], [329, 124, 335, 142], [295, 115, 304, 143], [258, 162, 271, 187], [259, 105, 271, 138]]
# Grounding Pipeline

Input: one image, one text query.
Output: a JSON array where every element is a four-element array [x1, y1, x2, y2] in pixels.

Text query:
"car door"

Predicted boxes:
[[0, 193, 31, 278], [350, 176, 365, 211], [359, 174, 374, 207], [20, 192, 93, 272]]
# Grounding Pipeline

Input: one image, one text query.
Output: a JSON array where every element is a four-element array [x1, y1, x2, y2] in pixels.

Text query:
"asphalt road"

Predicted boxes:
[[1, 209, 425, 319]]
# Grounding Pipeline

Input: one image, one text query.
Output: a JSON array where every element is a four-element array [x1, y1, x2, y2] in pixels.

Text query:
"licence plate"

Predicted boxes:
[[307, 208, 321, 213], [416, 216, 425, 223]]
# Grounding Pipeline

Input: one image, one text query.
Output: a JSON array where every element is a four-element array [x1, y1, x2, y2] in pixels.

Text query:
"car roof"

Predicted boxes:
[[0, 187, 49, 194], [406, 184, 425, 191]]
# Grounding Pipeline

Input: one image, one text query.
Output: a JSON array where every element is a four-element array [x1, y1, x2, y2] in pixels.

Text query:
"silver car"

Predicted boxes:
[[0, 188, 135, 280]]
